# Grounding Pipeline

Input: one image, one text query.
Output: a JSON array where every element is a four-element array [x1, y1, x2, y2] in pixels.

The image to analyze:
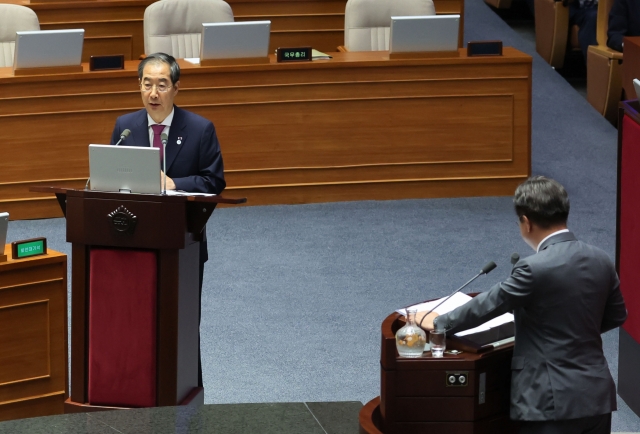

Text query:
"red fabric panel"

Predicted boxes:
[[620, 114, 640, 344], [88, 248, 157, 407]]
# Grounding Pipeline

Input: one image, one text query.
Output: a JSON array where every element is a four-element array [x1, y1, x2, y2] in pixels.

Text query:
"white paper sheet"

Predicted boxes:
[[396, 293, 514, 337], [164, 190, 217, 197]]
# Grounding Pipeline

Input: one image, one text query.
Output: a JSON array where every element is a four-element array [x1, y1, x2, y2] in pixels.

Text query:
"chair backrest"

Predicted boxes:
[[144, 0, 234, 58], [0, 4, 40, 68], [344, 0, 435, 51]]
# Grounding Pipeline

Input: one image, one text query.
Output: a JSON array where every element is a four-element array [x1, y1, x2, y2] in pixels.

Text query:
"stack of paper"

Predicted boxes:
[[397, 293, 514, 337]]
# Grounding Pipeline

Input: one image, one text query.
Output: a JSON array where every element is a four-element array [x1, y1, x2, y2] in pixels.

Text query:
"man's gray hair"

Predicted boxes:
[[514, 176, 570, 228], [138, 52, 180, 84]]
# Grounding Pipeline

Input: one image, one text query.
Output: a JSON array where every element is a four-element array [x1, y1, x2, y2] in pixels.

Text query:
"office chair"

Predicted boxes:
[[0, 4, 40, 68], [144, 0, 234, 58], [342, 0, 435, 51]]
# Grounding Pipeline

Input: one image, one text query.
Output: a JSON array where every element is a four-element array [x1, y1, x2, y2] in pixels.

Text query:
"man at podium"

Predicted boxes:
[[419, 176, 627, 434], [110, 52, 226, 387]]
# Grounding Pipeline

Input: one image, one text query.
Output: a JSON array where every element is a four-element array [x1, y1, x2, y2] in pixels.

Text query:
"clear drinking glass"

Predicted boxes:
[[429, 329, 446, 358], [395, 308, 427, 358]]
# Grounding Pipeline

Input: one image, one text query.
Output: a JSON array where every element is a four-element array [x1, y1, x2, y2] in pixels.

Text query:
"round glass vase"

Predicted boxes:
[[395, 308, 427, 358]]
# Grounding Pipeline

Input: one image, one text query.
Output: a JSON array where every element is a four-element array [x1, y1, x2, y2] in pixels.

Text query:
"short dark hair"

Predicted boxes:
[[138, 52, 180, 84], [513, 176, 570, 228]]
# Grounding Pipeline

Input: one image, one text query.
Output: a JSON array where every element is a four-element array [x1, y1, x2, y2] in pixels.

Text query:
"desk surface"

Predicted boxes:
[[0, 49, 532, 219]]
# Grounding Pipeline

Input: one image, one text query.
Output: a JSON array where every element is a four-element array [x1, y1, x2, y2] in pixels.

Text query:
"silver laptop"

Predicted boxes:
[[200, 21, 271, 60], [390, 15, 460, 53], [634, 78, 640, 101], [89, 145, 161, 194], [0, 212, 8, 249], [13, 29, 84, 70]]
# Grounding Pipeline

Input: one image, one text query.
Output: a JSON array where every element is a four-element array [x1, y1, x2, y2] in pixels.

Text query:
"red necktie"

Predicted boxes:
[[151, 124, 165, 162]]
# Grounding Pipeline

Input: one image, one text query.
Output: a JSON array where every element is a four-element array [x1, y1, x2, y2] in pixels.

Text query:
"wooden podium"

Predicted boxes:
[[359, 312, 518, 434], [616, 100, 640, 417], [32, 187, 245, 412]]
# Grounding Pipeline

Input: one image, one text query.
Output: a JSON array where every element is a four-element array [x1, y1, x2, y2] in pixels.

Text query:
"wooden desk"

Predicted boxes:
[[0, 245, 67, 421], [2, 0, 464, 60], [0, 49, 532, 220], [622, 36, 640, 100]]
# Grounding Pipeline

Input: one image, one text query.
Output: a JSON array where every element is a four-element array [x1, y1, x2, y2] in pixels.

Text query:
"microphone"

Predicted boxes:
[[511, 253, 520, 270], [114, 129, 131, 146], [419, 261, 497, 329], [161, 133, 168, 194]]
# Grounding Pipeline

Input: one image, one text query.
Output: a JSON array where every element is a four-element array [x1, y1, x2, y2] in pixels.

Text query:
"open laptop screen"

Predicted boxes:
[[14, 29, 84, 69], [89, 145, 161, 194], [200, 21, 271, 60], [390, 15, 460, 53]]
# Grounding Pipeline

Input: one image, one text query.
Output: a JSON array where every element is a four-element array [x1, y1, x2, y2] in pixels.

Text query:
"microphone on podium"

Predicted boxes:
[[114, 129, 131, 146], [419, 261, 497, 329], [161, 133, 168, 194]]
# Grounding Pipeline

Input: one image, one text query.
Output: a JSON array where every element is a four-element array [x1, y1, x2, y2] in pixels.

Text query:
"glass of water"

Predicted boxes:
[[429, 329, 446, 358]]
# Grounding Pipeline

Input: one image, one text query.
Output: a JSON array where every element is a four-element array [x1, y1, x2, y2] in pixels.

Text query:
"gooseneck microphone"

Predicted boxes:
[[418, 261, 497, 329], [161, 133, 168, 195], [85, 129, 133, 190], [114, 129, 131, 146]]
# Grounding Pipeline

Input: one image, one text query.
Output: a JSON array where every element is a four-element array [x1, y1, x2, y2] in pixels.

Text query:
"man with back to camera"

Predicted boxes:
[[110, 52, 226, 388], [417, 176, 627, 434]]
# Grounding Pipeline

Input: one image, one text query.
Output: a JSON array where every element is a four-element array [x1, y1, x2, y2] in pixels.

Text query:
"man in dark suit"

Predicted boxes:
[[110, 52, 226, 388], [607, 0, 640, 52], [569, 0, 599, 61], [419, 176, 627, 434]]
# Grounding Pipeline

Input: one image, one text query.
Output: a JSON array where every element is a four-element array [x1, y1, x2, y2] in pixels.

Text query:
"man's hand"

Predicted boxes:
[[415, 311, 439, 331], [160, 171, 176, 190]]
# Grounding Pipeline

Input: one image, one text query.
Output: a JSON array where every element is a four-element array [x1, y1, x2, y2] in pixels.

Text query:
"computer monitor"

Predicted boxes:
[[13, 29, 84, 69], [200, 21, 271, 60], [389, 15, 460, 53], [0, 212, 8, 249], [89, 145, 161, 194]]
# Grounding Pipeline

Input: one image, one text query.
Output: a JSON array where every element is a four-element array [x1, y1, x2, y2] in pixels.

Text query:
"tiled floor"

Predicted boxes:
[[0, 402, 362, 434]]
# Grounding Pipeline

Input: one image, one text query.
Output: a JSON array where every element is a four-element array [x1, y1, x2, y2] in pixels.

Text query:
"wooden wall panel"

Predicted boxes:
[[0, 49, 531, 219], [0, 301, 50, 385], [0, 248, 67, 421]]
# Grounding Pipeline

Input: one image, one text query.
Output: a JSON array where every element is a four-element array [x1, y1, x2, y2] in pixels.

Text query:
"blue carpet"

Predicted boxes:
[[5, 0, 640, 431]]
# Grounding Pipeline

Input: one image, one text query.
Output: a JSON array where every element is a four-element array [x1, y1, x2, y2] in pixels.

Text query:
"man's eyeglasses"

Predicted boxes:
[[140, 83, 173, 93]]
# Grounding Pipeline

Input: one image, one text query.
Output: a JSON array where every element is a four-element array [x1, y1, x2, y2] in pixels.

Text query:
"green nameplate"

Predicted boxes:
[[12, 237, 47, 259]]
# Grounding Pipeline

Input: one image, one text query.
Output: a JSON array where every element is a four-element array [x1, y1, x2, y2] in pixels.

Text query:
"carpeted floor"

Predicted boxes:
[[5, 0, 640, 431]]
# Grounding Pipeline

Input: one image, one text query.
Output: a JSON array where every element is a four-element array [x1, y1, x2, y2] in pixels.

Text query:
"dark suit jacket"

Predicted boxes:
[[110, 106, 226, 262], [607, 0, 640, 52], [434, 232, 627, 421]]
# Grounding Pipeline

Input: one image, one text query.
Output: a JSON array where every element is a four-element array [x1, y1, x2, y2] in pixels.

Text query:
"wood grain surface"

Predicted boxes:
[[0, 246, 67, 421], [0, 49, 532, 219]]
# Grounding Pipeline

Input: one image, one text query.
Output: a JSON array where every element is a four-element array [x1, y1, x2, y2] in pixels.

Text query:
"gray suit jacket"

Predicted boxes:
[[435, 232, 627, 421]]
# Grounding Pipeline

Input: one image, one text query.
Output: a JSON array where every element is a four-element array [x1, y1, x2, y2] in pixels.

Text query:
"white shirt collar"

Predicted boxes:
[[537, 229, 570, 252], [147, 107, 174, 127]]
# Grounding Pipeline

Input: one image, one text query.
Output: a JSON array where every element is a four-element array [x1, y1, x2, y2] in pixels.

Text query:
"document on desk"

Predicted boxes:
[[164, 190, 217, 197], [396, 293, 514, 337]]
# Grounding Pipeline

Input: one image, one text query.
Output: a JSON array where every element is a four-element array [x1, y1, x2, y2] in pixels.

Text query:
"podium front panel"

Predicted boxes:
[[66, 195, 188, 250], [88, 248, 157, 407]]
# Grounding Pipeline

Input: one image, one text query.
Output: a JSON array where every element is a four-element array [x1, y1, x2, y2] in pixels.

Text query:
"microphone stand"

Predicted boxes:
[[161, 133, 168, 195], [418, 262, 496, 329]]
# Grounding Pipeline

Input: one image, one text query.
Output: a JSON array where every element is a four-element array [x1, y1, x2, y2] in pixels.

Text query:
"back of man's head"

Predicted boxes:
[[514, 176, 570, 229]]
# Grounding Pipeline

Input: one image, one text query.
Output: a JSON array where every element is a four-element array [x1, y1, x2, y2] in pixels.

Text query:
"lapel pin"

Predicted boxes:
[[177, 137, 182, 145]]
